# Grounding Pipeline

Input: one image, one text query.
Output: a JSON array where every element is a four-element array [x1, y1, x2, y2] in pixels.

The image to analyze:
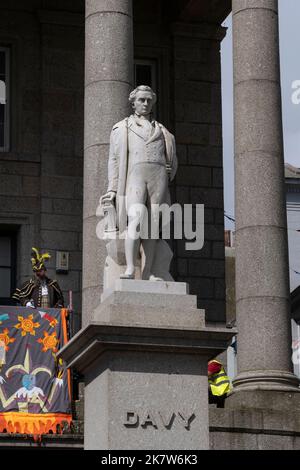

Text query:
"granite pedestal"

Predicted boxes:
[[59, 281, 235, 450]]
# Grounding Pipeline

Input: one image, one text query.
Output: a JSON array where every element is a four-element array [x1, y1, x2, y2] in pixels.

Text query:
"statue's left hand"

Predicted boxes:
[[166, 165, 175, 182], [100, 191, 116, 205]]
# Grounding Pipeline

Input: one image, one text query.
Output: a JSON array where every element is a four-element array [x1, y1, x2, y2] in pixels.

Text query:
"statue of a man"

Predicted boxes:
[[101, 85, 177, 280]]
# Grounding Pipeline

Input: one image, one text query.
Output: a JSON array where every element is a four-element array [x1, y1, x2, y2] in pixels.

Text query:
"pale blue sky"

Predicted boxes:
[[221, 1, 300, 227]]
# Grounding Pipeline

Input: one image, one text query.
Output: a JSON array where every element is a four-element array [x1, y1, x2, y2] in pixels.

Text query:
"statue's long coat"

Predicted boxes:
[[107, 116, 178, 232]]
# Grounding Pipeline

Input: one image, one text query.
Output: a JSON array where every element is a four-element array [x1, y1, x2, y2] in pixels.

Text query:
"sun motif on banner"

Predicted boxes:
[[37, 331, 59, 353], [0, 329, 16, 351], [14, 315, 40, 337]]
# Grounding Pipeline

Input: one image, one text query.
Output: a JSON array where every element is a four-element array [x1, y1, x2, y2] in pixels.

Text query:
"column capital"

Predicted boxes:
[[232, 0, 278, 16], [85, 0, 133, 19]]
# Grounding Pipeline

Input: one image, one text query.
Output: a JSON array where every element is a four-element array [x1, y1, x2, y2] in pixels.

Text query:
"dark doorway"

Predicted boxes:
[[0, 228, 17, 305]]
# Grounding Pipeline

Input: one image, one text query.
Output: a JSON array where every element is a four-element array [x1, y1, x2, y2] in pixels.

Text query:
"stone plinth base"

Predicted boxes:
[[225, 389, 300, 411], [210, 391, 300, 450], [231, 369, 300, 394], [209, 379, 300, 449], [97, 281, 203, 330], [59, 285, 235, 450], [101, 279, 189, 302]]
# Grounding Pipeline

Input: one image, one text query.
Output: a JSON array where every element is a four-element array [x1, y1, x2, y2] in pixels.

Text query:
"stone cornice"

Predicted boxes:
[[171, 22, 227, 41], [58, 321, 236, 374], [37, 9, 84, 27]]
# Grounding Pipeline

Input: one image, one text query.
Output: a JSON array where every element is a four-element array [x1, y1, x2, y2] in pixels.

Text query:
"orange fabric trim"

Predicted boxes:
[[60, 308, 72, 401], [0, 412, 72, 437], [60, 308, 69, 344]]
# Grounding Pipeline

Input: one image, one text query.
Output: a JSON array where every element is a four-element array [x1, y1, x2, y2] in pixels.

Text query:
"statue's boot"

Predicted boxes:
[[120, 266, 135, 279], [120, 273, 135, 279], [149, 274, 163, 282]]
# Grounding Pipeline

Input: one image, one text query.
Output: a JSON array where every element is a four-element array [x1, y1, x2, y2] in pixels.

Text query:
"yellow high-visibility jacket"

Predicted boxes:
[[208, 360, 231, 397]]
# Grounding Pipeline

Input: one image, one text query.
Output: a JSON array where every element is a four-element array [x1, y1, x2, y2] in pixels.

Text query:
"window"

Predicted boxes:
[[134, 59, 158, 117], [134, 59, 157, 91], [0, 232, 16, 306], [0, 47, 10, 152]]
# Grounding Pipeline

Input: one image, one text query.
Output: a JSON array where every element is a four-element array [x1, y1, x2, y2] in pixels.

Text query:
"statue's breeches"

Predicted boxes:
[[126, 163, 168, 208]]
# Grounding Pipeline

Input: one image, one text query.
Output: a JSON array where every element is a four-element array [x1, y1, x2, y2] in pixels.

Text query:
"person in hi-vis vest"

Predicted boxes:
[[208, 359, 231, 408]]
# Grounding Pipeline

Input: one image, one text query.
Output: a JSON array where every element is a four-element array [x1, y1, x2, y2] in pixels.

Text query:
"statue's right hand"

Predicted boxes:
[[100, 191, 116, 205]]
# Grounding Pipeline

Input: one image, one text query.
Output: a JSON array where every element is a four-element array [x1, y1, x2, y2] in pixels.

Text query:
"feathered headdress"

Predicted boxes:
[[31, 247, 51, 272]]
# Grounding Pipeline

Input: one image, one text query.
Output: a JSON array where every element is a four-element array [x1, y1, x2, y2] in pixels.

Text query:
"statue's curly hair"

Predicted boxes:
[[129, 85, 157, 106]]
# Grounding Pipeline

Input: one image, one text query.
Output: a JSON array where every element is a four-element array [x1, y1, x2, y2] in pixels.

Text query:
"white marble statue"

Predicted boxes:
[[100, 85, 178, 281]]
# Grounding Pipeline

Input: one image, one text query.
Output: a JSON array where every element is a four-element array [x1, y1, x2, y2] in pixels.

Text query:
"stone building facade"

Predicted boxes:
[[0, 0, 230, 327], [0, 1, 85, 333], [0, 0, 230, 448], [1, 0, 300, 451]]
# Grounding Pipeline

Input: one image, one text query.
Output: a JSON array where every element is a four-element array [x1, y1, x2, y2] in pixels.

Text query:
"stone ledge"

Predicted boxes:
[[209, 390, 300, 449], [93, 302, 205, 330], [58, 321, 235, 373], [99, 290, 197, 310], [209, 407, 300, 450], [225, 389, 300, 411], [38, 10, 84, 26], [172, 22, 227, 41], [101, 280, 189, 302], [95, 289, 203, 330], [210, 407, 300, 434], [0, 432, 84, 449]]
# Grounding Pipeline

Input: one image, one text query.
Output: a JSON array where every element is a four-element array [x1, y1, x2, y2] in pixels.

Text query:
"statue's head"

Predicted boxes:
[[129, 85, 157, 117]]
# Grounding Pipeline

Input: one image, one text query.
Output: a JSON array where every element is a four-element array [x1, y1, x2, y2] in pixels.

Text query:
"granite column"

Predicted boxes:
[[82, 0, 134, 325], [232, 0, 299, 391]]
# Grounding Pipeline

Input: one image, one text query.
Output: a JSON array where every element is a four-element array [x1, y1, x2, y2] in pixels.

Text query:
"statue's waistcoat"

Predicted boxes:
[[127, 121, 166, 169]]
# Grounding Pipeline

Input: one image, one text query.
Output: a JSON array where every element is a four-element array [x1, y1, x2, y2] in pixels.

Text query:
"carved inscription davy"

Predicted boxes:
[[123, 411, 196, 430]]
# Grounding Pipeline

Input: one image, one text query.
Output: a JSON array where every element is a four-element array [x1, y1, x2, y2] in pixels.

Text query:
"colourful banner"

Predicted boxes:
[[0, 306, 71, 436]]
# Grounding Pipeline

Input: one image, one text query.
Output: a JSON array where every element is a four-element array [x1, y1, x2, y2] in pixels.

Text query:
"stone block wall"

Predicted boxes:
[[0, 6, 42, 285], [209, 401, 300, 450], [171, 23, 227, 322], [0, 1, 84, 329], [0, 1, 227, 327], [39, 11, 84, 325], [134, 12, 227, 322]]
